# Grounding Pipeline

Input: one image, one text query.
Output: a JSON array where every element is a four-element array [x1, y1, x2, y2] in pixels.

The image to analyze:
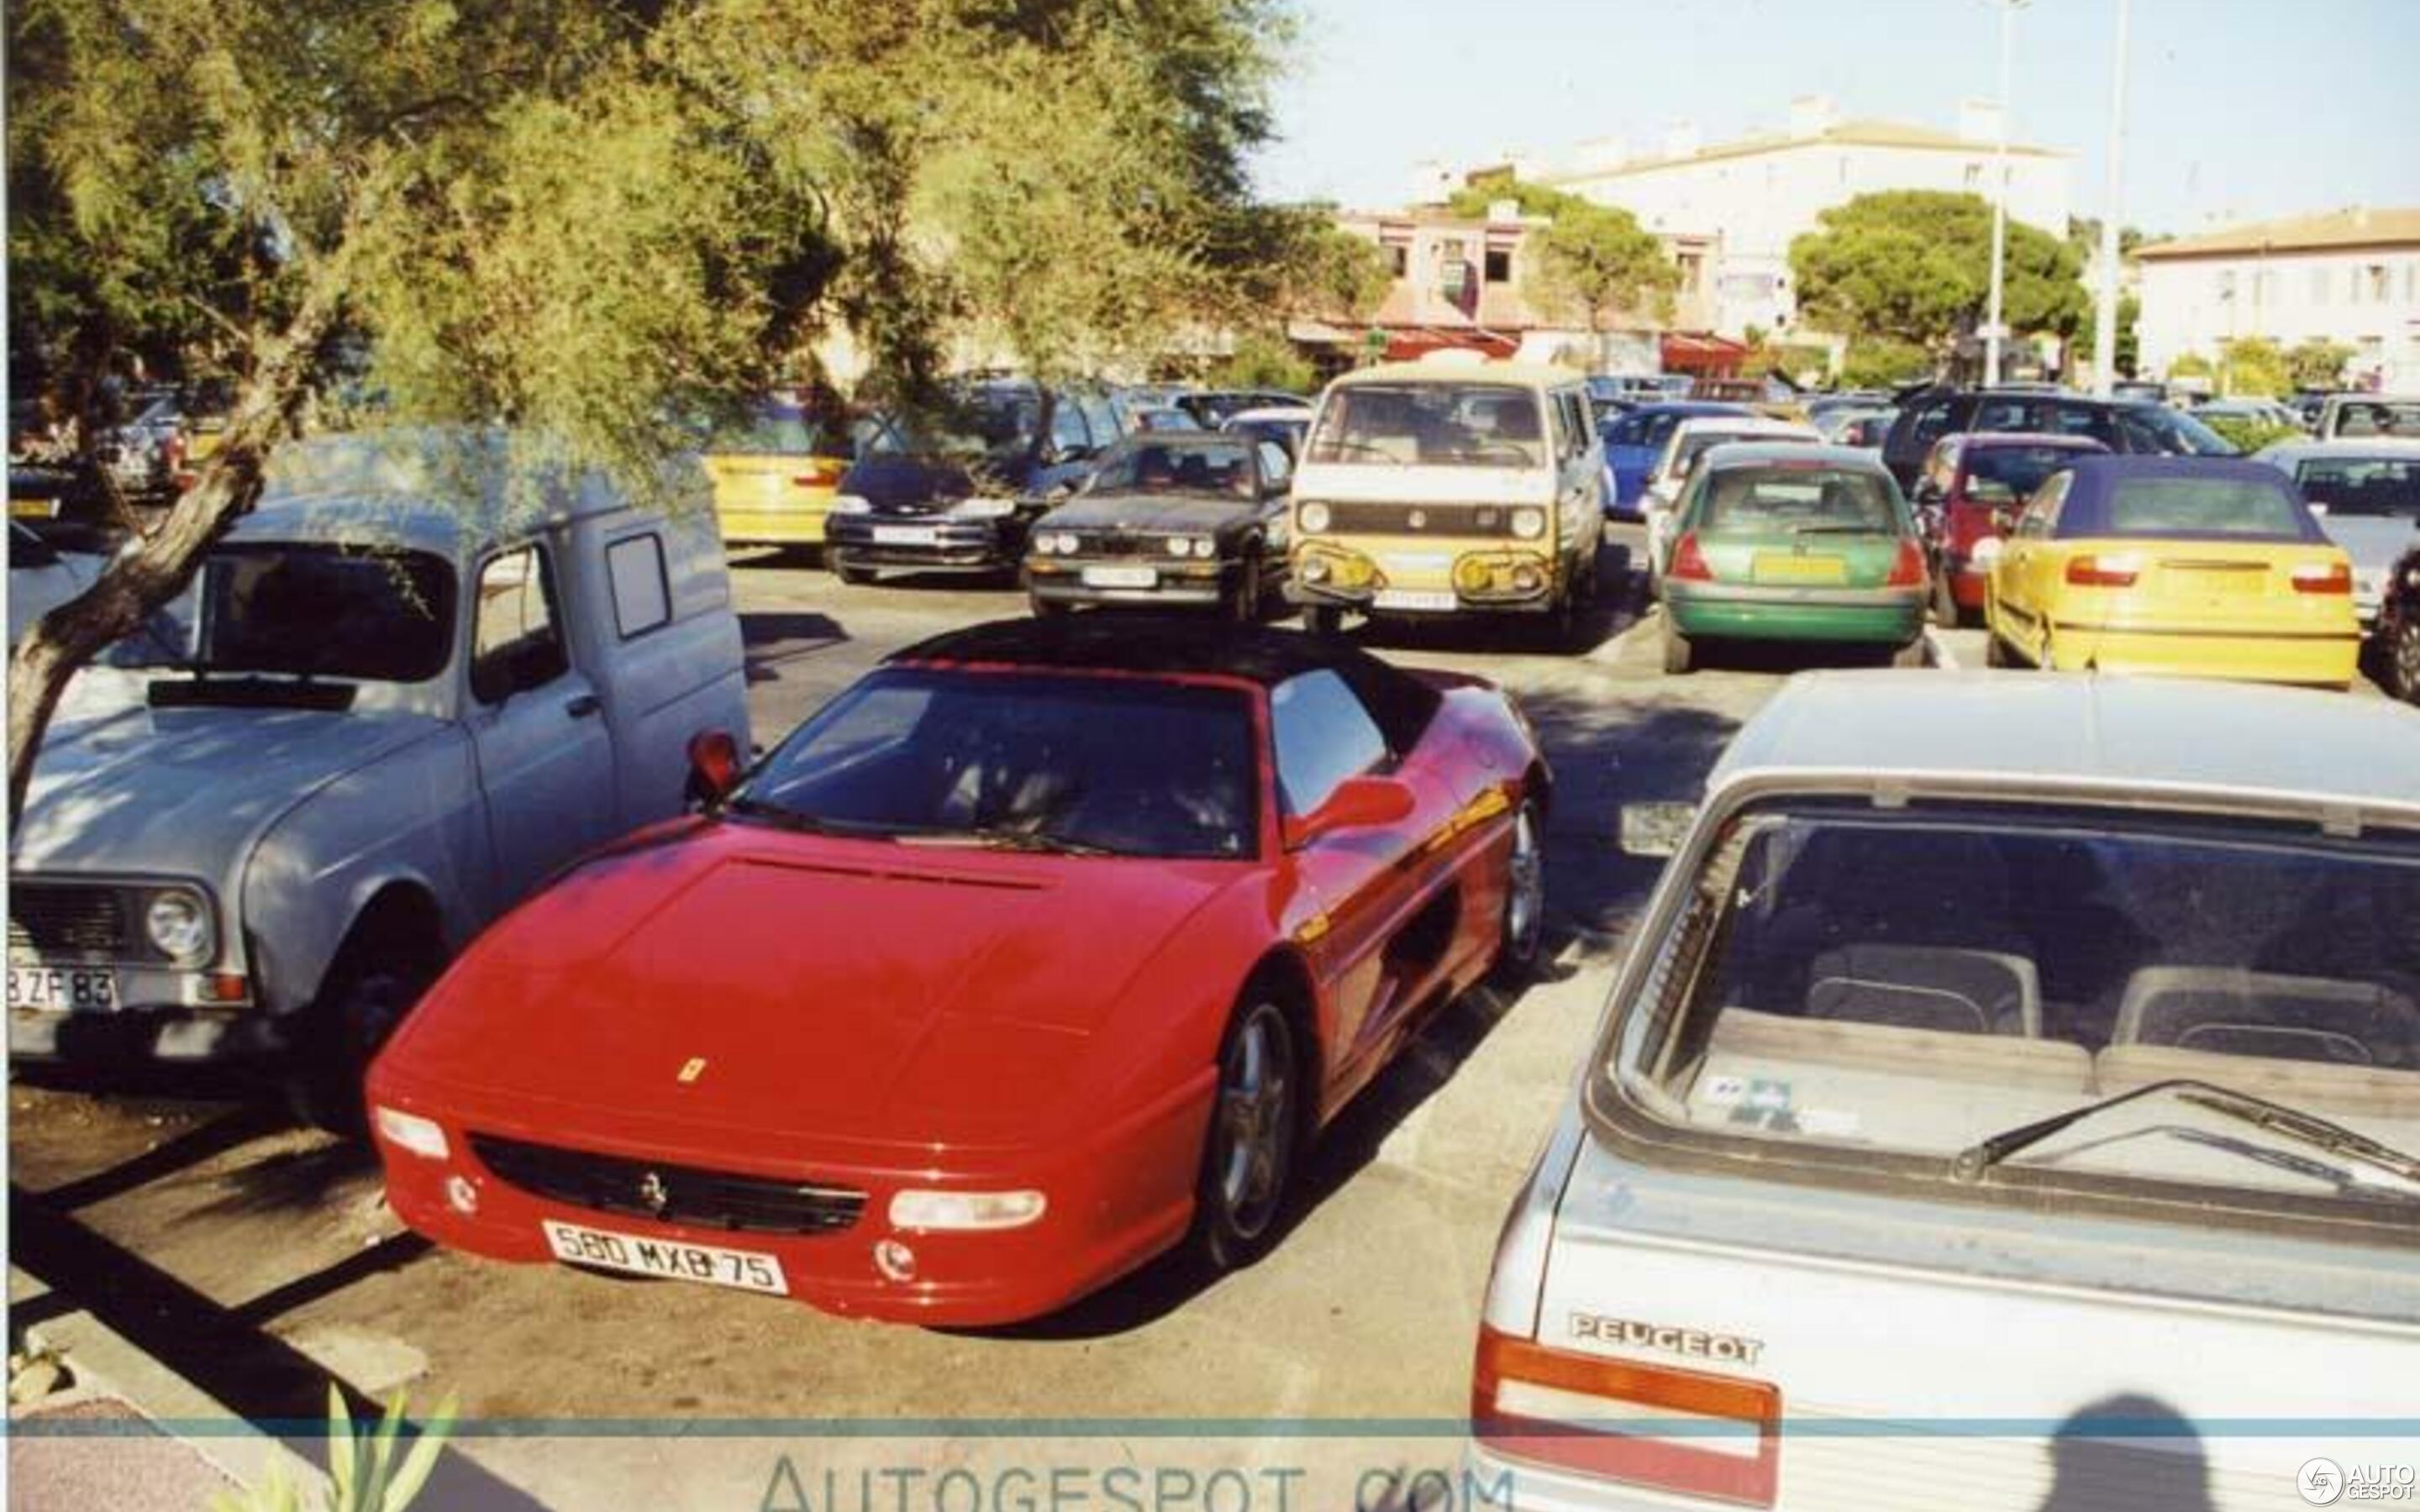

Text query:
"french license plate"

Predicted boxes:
[[1081, 564, 1159, 589], [9, 499, 59, 520], [541, 1220, 788, 1295], [871, 525, 939, 546], [1373, 588, 1459, 612], [1752, 553, 1849, 585], [7, 963, 119, 1011]]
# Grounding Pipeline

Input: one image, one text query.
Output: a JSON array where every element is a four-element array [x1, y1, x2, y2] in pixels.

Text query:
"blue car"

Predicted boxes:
[[1598, 401, 1755, 519]]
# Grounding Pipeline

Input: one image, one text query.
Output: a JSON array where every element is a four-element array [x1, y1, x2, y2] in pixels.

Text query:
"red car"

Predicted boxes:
[[366, 617, 1549, 1326], [1913, 431, 2108, 625]]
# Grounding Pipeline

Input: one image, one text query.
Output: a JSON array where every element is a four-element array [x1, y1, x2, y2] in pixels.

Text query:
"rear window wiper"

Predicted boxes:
[[1787, 522, 1891, 535], [1955, 1077, 2420, 1187]]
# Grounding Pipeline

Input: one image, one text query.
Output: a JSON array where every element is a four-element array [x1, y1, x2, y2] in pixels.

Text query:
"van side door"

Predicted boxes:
[[462, 539, 623, 915]]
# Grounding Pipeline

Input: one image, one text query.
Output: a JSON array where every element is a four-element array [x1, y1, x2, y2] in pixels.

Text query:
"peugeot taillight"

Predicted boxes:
[[1472, 1326, 1781, 1507], [2291, 561, 2353, 595], [2065, 552, 2143, 588], [1885, 538, 1926, 587], [1670, 533, 1715, 582]]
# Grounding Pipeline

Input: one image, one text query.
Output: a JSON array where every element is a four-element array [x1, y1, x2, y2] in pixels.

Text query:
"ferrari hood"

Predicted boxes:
[[381, 822, 1240, 1146]]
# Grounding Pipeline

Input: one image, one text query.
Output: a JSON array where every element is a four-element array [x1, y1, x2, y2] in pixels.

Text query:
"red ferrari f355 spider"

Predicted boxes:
[[368, 617, 1549, 1325]]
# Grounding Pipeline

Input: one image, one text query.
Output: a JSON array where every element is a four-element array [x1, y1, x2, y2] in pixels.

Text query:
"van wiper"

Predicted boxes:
[[1954, 1077, 2420, 1186]]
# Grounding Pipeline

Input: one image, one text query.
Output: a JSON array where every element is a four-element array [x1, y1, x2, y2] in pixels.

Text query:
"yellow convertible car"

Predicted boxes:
[[706, 396, 859, 554], [1983, 456, 2360, 686]]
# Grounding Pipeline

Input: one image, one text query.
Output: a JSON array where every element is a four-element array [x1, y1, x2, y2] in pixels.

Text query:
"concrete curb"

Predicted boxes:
[[9, 1265, 329, 1500]]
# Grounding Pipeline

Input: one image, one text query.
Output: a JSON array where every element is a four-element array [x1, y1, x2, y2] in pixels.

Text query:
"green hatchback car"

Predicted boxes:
[[1660, 442, 1929, 675]]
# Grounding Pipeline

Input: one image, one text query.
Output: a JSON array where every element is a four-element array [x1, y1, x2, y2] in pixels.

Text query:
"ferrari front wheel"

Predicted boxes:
[[1191, 998, 1300, 1273], [1490, 799, 1547, 984]]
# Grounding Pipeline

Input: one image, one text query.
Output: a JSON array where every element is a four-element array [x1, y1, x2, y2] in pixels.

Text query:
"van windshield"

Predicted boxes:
[[1627, 805, 2420, 1208], [1307, 383, 1545, 468]]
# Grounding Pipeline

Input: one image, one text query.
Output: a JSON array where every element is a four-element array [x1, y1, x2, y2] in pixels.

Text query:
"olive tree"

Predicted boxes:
[[5, 0, 1292, 820]]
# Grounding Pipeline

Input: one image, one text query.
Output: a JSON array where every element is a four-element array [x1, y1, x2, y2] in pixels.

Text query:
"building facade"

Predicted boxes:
[[2134, 207, 2420, 391], [1297, 205, 1719, 373], [1534, 97, 2071, 341]]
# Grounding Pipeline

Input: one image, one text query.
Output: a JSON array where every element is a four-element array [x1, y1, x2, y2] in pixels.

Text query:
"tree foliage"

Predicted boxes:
[[2286, 339, 2354, 391], [3, 0, 1293, 817], [1526, 202, 1678, 335], [1791, 191, 2088, 360], [2217, 336, 2291, 398], [2075, 291, 2142, 379]]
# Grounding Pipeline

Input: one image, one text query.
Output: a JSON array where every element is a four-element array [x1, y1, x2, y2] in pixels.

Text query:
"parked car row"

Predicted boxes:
[[11, 413, 2416, 1509]]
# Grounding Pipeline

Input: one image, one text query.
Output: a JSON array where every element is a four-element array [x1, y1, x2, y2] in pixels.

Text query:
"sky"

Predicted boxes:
[[1253, 0, 2420, 237]]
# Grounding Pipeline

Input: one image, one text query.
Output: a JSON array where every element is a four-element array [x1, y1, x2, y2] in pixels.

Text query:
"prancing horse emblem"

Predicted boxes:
[[638, 1171, 670, 1216], [677, 1056, 708, 1084]]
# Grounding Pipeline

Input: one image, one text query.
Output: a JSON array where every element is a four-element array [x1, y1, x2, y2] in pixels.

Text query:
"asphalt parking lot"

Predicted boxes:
[[4, 528, 2394, 1509]]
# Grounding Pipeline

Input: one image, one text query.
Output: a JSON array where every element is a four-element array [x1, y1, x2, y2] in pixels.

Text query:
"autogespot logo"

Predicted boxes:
[[2305, 1459, 2348, 1507], [2302, 1458, 2420, 1505]]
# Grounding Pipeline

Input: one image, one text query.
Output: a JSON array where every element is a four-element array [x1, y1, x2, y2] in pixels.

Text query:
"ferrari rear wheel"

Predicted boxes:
[[1191, 998, 1300, 1273], [1491, 800, 1546, 984]]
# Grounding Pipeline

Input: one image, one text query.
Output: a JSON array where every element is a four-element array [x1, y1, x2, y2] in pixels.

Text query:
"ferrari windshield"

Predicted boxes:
[[1627, 804, 2420, 1206], [731, 667, 1258, 860]]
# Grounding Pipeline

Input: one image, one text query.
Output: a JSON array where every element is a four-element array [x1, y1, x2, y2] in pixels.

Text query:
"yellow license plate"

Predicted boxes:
[[10, 499, 59, 519], [1752, 553, 1848, 585]]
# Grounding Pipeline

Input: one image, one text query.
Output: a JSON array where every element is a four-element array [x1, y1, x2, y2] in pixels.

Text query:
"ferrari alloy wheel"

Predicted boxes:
[[1193, 999, 1299, 1271], [1491, 800, 1546, 984]]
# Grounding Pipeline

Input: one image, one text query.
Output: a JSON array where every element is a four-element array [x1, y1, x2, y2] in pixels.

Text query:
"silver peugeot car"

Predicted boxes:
[[1470, 672, 2420, 1512]]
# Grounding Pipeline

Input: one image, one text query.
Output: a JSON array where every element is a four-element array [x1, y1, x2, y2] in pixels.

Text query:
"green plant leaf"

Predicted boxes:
[[326, 1383, 357, 1511], [379, 1392, 460, 1510]]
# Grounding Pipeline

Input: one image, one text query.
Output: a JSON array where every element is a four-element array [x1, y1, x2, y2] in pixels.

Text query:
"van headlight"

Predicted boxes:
[[831, 494, 872, 515], [1512, 508, 1547, 540], [145, 888, 213, 965], [1297, 501, 1331, 533]]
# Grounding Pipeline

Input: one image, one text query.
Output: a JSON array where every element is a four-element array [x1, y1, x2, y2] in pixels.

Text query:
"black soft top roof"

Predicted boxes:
[[889, 617, 1444, 749]]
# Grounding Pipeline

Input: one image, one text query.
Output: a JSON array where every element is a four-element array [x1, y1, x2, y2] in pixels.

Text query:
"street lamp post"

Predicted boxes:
[[1983, 0, 2026, 387], [2091, 0, 2133, 396]]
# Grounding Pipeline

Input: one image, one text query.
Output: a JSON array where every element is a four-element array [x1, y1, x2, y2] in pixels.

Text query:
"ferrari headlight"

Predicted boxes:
[[1512, 507, 1547, 540], [1297, 501, 1332, 533], [144, 888, 213, 965], [952, 496, 1017, 520], [830, 494, 872, 516], [888, 1189, 1048, 1231], [373, 1105, 451, 1162]]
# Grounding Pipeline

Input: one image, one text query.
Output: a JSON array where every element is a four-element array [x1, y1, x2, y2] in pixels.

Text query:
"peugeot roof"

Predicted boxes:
[[1708, 670, 2420, 821]]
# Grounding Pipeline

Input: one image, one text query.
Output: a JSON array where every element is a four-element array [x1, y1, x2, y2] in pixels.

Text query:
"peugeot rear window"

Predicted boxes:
[[1623, 804, 2420, 1210]]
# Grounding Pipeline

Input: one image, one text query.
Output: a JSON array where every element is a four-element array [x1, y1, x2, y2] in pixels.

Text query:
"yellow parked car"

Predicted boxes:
[[705, 397, 859, 555], [1982, 455, 2360, 686]]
